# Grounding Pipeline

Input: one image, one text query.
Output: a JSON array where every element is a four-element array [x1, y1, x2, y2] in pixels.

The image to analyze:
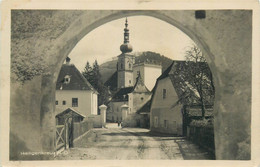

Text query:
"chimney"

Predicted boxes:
[[66, 57, 71, 65]]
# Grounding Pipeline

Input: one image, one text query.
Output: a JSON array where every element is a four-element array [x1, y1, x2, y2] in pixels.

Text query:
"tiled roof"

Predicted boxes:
[[111, 87, 134, 102], [104, 71, 118, 91], [132, 74, 151, 93], [185, 105, 214, 117], [156, 60, 214, 106], [136, 99, 152, 114], [56, 64, 96, 91], [110, 73, 151, 102], [55, 107, 86, 118]]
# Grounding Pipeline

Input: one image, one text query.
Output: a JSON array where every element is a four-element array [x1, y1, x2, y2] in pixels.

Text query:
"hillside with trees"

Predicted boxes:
[[99, 51, 173, 83]]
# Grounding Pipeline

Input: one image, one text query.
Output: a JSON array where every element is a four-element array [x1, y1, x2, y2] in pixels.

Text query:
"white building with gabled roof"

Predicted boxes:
[[55, 57, 98, 117], [150, 61, 214, 136]]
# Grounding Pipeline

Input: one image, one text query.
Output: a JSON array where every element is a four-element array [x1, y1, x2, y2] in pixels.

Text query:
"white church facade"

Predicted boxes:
[[133, 62, 162, 91]]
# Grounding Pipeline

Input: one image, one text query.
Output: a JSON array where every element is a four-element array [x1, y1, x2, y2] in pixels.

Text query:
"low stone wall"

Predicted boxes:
[[73, 121, 93, 140], [187, 125, 215, 157], [85, 115, 102, 128]]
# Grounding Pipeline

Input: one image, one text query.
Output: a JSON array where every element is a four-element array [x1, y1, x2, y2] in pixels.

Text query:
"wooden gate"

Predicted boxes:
[[55, 124, 66, 151]]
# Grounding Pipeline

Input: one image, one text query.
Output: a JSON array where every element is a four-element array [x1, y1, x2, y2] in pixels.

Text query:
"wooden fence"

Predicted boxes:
[[55, 125, 66, 151], [55, 120, 93, 152]]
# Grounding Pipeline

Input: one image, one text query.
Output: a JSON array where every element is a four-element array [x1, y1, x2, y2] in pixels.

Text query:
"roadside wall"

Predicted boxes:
[[85, 115, 102, 128], [73, 120, 93, 140], [187, 125, 215, 158]]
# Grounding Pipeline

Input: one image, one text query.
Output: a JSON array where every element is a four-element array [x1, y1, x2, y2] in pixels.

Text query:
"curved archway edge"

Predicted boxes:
[[10, 10, 252, 160]]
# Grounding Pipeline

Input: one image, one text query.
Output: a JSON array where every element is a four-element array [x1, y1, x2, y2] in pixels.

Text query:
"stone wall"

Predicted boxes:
[[85, 115, 102, 128]]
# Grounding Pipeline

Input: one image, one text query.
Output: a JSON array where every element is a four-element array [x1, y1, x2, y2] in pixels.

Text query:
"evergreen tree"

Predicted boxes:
[[92, 60, 101, 89], [82, 61, 94, 84], [82, 60, 110, 107]]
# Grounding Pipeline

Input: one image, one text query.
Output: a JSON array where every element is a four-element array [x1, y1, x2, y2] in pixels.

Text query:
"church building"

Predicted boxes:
[[106, 18, 160, 127], [117, 18, 135, 88]]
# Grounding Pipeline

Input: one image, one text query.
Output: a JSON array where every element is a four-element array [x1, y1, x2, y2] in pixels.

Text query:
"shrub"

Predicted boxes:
[[190, 118, 214, 128]]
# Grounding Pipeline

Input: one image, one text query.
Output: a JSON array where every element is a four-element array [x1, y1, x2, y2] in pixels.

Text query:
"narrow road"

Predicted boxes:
[[55, 123, 214, 160]]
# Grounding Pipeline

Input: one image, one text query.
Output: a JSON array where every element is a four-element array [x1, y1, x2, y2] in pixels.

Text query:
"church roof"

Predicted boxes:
[[110, 73, 151, 102], [120, 18, 133, 53], [111, 86, 134, 102], [104, 71, 118, 91], [132, 74, 151, 93], [56, 64, 97, 92]]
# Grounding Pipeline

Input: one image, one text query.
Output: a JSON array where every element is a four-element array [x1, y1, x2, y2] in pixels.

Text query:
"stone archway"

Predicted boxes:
[[10, 10, 252, 160]]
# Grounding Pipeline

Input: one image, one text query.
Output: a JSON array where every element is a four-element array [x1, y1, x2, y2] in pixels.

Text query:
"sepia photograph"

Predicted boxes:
[[1, 0, 260, 166]]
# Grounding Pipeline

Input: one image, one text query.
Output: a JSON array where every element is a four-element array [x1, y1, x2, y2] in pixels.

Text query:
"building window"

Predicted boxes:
[[163, 89, 167, 99], [62, 100, 66, 105], [72, 98, 78, 107], [121, 63, 123, 69], [129, 80, 131, 84], [55, 101, 58, 105], [164, 120, 168, 128], [64, 75, 71, 84], [154, 116, 158, 128], [129, 63, 131, 69], [141, 97, 144, 101]]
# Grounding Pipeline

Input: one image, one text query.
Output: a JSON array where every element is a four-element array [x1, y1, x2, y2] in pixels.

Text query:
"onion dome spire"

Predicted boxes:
[[120, 18, 133, 53]]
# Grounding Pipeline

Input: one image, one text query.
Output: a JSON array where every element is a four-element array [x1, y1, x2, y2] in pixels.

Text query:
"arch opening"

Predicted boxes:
[[53, 11, 218, 85], [53, 13, 216, 158]]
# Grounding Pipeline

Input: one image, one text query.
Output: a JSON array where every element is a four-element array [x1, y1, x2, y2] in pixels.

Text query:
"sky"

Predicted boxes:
[[68, 16, 195, 71]]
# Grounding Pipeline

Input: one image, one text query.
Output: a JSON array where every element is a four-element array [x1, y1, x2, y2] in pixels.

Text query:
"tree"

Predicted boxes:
[[92, 60, 101, 88], [82, 60, 110, 107], [82, 61, 94, 83], [183, 44, 215, 118]]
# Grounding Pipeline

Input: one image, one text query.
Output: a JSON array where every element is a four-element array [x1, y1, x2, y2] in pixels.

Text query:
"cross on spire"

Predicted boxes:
[[125, 17, 128, 28], [123, 17, 130, 44], [120, 17, 133, 53]]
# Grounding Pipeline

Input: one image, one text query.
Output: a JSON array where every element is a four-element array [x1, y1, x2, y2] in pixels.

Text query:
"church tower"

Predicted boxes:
[[117, 18, 135, 89]]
